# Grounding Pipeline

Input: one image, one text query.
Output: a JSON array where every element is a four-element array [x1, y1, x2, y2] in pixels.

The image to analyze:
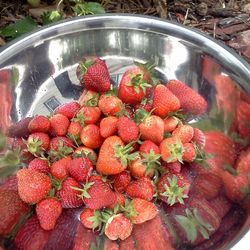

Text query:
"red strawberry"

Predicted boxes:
[[118, 116, 139, 143], [74, 146, 97, 165], [78, 90, 99, 107], [126, 177, 154, 201], [12, 138, 34, 163], [7, 117, 32, 138], [96, 136, 138, 175], [125, 198, 158, 224], [167, 79, 208, 116], [112, 171, 131, 193], [129, 156, 148, 178], [36, 198, 62, 231], [50, 136, 74, 151], [236, 148, 250, 174], [139, 140, 160, 154], [209, 195, 232, 219], [134, 98, 153, 112], [160, 137, 184, 163], [108, 192, 126, 209], [55, 101, 81, 119], [50, 114, 70, 136], [50, 157, 71, 180], [164, 116, 180, 133], [79, 208, 103, 230], [192, 128, 206, 149], [157, 171, 190, 206], [26, 132, 50, 155], [28, 158, 50, 174], [139, 115, 164, 145], [191, 173, 222, 200], [103, 239, 120, 250], [98, 95, 123, 116], [100, 116, 118, 138], [77, 106, 101, 125], [68, 157, 93, 182], [0, 175, 18, 191], [67, 121, 82, 138], [183, 143, 196, 162], [14, 216, 50, 250], [118, 66, 152, 105], [0, 189, 29, 235], [76, 56, 111, 93], [222, 171, 248, 202], [28, 115, 50, 133], [80, 124, 103, 149], [105, 213, 133, 240], [153, 84, 180, 118], [172, 125, 194, 144], [162, 161, 182, 173], [74, 177, 116, 210], [56, 177, 84, 208], [237, 100, 250, 138], [16, 169, 52, 204]]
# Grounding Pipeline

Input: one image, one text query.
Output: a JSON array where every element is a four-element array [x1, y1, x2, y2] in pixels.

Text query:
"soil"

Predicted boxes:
[[0, 0, 250, 62]]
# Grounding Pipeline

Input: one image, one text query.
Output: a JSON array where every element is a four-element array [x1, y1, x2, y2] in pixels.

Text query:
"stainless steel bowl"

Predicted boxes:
[[0, 14, 249, 249]]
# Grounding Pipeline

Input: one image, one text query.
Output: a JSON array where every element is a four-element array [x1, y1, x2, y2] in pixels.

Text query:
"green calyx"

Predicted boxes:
[[114, 143, 139, 167], [48, 140, 73, 162], [120, 199, 138, 219], [85, 94, 99, 107], [78, 59, 95, 75], [175, 208, 215, 242], [160, 175, 189, 206], [72, 111, 86, 127], [26, 137, 44, 156], [166, 139, 184, 163], [0, 130, 6, 151], [87, 210, 104, 231], [193, 144, 213, 169], [71, 181, 94, 199], [127, 73, 152, 94]]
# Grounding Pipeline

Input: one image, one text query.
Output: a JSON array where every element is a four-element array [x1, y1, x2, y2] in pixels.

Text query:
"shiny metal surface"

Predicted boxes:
[[0, 14, 249, 249]]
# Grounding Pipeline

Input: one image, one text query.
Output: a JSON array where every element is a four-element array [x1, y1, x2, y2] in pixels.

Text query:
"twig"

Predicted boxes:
[[213, 21, 217, 39], [183, 7, 189, 25]]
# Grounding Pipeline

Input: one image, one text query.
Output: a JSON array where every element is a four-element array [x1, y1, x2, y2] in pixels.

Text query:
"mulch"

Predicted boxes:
[[0, 0, 250, 62]]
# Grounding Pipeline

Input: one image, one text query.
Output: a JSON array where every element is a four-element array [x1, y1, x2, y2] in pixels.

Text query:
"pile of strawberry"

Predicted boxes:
[[1, 56, 250, 248]]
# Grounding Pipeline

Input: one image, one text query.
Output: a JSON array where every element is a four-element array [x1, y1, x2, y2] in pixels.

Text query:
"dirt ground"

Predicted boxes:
[[0, 0, 250, 62]]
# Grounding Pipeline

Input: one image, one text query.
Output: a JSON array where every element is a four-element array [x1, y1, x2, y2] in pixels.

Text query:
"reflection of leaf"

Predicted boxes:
[[10, 66, 19, 87], [72, 1, 105, 16], [42, 11, 64, 25], [0, 17, 37, 40]]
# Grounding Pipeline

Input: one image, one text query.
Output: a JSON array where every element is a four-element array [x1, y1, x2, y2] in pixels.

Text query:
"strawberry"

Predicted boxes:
[[129, 156, 148, 178], [139, 140, 160, 154], [209, 195, 232, 219], [236, 148, 250, 174], [164, 116, 180, 133], [139, 115, 164, 145], [111, 171, 131, 193], [0, 175, 18, 191], [55, 101, 81, 119], [49, 136, 74, 151], [153, 84, 180, 118], [192, 128, 206, 149], [78, 90, 99, 107], [73, 177, 116, 209], [167, 79, 208, 116], [68, 157, 93, 182], [105, 213, 133, 240], [76, 106, 101, 125], [67, 121, 82, 139], [28, 115, 50, 133], [118, 66, 152, 105], [157, 172, 190, 206], [183, 143, 196, 162], [14, 216, 50, 250], [7, 117, 32, 138], [162, 161, 182, 173], [0, 189, 29, 235], [50, 114, 70, 136], [28, 158, 50, 174], [80, 124, 103, 149], [56, 177, 84, 208], [222, 171, 248, 202], [26, 132, 50, 155], [103, 239, 120, 250], [96, 136, 138, 175], [124, 198, 158, 224], [126, 177, 154, 201], [236, 100, 250, 138], [98, 94, 123, 116], [160, 137, 184, 163], [172, 124, 194, 144], [134, 98, 154, 112], [12, 138, 34, 163], [108, 192, 126, 209], [118, 116, 139, 143], [191, 173, 222, 200], [100, 116, 118, 138], [79, 208, 102, 230], [76, 56, 111, 93], [16, 169, 52, 204], [36, 198, 62, 231], [74, 146, 97, 165], [50, 157, 71, 180]]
